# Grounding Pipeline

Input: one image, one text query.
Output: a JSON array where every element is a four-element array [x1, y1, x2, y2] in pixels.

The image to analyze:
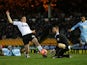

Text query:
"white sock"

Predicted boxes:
[[37, 45, 43, 52], [26, 54, 29, 56]]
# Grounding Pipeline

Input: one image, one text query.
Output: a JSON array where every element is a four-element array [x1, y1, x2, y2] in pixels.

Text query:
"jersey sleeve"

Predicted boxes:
[[71, 22, 80, 31], [56, 34, 69, 46], [13, 21, 21, 26]]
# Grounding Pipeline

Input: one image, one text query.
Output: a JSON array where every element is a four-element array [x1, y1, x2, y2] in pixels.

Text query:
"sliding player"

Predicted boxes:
[[6, 11, 47, 58]]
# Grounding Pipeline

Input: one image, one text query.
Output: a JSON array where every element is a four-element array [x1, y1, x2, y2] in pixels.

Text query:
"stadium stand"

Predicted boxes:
[[0, 38, 57, 46], [0, 38, 24, 46]]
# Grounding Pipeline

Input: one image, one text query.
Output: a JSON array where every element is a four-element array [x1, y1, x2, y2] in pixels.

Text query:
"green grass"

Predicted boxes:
[[0, 53, 87, 65]]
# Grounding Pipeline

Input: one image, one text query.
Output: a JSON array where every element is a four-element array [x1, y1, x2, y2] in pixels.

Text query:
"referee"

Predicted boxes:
[[6, 11, 47, 58]]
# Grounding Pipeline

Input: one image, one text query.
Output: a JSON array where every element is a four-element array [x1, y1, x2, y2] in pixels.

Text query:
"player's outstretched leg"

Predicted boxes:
[[32, 37, 47, 58]]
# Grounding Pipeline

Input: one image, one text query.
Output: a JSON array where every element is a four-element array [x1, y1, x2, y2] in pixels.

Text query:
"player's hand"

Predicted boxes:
[[6, 10, 10, 15], [68, 29, 72, 32], [32, 30, 36, 34]]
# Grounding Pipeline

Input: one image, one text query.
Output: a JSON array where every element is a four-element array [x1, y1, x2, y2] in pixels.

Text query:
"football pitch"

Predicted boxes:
[[0, 53, 87, 65]]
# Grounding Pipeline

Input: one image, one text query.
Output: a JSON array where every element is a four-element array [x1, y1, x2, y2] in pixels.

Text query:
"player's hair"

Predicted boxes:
[[52, 25, 59, 29], [21, 16, 26, 18], [19, 15, 26, 19], [80, 16, 86, 18]]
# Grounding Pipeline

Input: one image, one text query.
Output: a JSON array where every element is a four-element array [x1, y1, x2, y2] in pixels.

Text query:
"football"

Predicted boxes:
[[40, 49, 47, 55]]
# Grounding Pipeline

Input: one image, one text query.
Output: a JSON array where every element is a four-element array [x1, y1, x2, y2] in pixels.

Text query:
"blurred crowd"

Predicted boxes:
[[0, 0, 87, 44]]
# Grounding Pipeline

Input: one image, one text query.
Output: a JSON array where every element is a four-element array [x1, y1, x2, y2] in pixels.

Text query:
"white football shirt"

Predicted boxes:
[[13, 21, 32, 36]]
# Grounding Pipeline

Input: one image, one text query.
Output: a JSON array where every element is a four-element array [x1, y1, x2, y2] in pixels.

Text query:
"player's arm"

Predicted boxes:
[[6, 11, 13, 24], [32, 30, 36, 34], [68, 23, 79, 32]]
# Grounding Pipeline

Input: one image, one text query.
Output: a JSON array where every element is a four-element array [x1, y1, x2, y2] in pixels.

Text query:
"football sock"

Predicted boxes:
[[37, 45, 43, 52]]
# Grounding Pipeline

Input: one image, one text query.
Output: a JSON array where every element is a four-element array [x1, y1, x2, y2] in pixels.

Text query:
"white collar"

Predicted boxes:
[[55, 32, 59, 38], [56, 32, 59, 35]]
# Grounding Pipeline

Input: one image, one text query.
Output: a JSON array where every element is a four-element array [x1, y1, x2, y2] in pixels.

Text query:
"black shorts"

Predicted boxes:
[[22, 33, 35, 45]]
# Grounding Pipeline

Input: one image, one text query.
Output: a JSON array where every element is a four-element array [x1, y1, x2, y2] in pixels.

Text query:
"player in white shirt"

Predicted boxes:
[[6, 11, 47, 58]]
